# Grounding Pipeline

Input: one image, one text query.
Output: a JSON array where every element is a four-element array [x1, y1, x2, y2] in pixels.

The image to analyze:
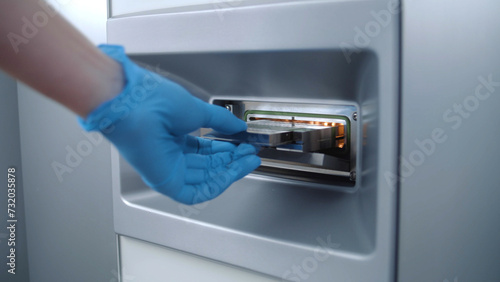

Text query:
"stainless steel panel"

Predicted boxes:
[[399, 0, 500, 281], [109, 1, 399, 281], [110, 0, 306, 17], [119, 235, 280, 281]]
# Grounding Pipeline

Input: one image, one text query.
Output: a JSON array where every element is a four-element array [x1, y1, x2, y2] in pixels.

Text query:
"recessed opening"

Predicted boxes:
[[123, 49, 378, 255], [208, 100, 358, 187]]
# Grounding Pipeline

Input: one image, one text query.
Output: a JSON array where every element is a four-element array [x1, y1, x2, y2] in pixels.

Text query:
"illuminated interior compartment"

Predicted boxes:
[[245, 111, 348, 153], [211, 100, 358, 186]]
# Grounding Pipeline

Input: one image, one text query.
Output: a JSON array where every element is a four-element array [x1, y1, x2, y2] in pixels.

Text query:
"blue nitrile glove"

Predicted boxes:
[[79, 45, 261, 205]]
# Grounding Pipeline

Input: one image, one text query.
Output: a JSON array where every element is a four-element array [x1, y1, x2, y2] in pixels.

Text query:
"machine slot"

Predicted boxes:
[[205, 100, 358, 186]]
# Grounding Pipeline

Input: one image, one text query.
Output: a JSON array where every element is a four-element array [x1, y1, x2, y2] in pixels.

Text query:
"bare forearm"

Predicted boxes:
[[0, 0, 123, 117]]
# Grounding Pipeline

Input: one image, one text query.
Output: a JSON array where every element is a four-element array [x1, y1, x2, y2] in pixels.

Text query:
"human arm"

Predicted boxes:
[[0, 1, 260, 204], [0, 0, 122, 117]]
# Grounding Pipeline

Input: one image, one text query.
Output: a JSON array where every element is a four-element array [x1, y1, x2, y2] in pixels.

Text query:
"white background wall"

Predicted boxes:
[[398, 0, 500, 281], [0, 72, 30, 282], [16, 1, 118, 281]]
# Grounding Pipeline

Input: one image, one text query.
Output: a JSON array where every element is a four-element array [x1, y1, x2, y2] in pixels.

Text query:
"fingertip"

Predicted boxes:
[[234, 143, 258, 156], [246, 155, 261, 171], [250, 144, 262, 152], [205, 104, 247, 134], [228, 154, 261, 182], [210, 140, 237, 153], [236, 118, 248, 131]]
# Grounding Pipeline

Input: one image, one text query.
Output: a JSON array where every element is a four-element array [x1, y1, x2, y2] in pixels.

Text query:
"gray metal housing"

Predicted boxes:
[[398, 0, 500, 281], [15, 2, 118, 282], [108, 0, 399, 281]]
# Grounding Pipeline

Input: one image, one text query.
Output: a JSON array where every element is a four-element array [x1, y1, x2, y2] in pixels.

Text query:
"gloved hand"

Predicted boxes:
[[79, 45, 261, 205]]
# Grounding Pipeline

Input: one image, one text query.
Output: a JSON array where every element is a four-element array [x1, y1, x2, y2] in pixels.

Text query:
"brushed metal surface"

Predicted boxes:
[[109, 1, 399, 281], [398, 1, 500, 281]]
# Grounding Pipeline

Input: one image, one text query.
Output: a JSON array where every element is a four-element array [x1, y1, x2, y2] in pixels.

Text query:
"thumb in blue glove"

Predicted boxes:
[[79, 44, 261, 205]]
